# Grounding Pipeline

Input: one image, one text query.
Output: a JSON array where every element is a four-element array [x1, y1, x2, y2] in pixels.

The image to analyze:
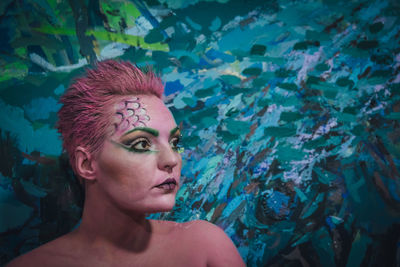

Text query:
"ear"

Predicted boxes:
[[75, 146, 97, 181]]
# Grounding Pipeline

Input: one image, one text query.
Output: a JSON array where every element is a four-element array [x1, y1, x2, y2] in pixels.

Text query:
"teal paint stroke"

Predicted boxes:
[[0, 100, 62, 155], [346, 232, 372, 267], [185, 16, 202, 31], [312, 227, 335, 266], [0, 186, 33, 232], [221, 194, 246, 217], [209, 17, 221, 31], [23, 97, 62, 121]]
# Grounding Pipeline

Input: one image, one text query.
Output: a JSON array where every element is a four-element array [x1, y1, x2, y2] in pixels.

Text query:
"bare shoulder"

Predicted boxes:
[[6, 234, 78, 267], [180, 220, 229, 237], [180, 220, 233, 243], [180, 220, 246, 267], [6, 243, 53, 267]]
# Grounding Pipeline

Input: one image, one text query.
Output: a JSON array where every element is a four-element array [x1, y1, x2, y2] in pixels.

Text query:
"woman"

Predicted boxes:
[[7, 60, 246, 267]]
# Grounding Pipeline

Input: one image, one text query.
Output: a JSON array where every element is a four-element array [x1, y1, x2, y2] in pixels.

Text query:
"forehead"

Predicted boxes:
[[111, 94, 176, 137]]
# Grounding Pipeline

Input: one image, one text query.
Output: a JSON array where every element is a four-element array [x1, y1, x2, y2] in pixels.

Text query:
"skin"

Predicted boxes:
[[6, 95, 246, 267], [112, 96, 151, 136]]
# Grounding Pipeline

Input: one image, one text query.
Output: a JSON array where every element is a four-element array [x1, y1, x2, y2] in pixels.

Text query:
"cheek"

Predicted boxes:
[[175, 156, 183, 175], [97, 154, 150, 188]]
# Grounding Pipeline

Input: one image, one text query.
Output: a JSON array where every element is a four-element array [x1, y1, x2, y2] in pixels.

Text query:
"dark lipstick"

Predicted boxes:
[[155, 178, 177, 190]]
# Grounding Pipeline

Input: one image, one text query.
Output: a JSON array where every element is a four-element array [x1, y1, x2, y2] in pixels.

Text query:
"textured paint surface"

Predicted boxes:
[[1, 0, 400, 266]]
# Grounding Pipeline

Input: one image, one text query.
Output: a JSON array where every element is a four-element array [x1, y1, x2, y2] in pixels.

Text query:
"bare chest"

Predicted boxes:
[[39, 236, 206, 267], [42, 249, 206, 267]]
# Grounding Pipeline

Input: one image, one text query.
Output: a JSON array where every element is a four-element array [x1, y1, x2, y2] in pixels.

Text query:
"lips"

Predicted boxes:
[[155, 178, 177, 190]]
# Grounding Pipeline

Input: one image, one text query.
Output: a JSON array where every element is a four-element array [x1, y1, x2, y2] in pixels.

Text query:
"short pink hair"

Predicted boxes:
[[57, 60, 164, 174]]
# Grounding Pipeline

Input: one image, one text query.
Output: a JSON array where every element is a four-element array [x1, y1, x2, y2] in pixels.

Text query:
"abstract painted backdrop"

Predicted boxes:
[[1, 0, 400, 266]]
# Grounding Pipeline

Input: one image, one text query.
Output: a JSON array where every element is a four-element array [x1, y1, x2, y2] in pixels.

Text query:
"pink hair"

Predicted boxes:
[[57, 60, 164, 174]]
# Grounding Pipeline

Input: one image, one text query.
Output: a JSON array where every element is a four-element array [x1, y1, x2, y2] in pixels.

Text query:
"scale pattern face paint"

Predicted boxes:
[[113, 97, 150, 136]]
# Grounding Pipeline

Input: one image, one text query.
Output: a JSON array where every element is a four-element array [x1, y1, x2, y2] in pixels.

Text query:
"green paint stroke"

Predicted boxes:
[[201, 116, 219, 128], [33, 26, 169, 52], [87, 30, 169, 51], [218, 130, 238, 143], [336, 77, 354, 88], [220, 75, 241, 85], [250, 44, 266, 55], [310, 83, 339, 99], [280, 111, 302, 122], [250, 56, 285, 65], [189, 107, 219, 124], [225, 119, 250, 135], [144, 28, 164, 44], [278, 83, 298, 91], [182, 135, 201, 147], [181, 96, 197, 107], [337, 112, 357, 123], [303, 136, 326, 150], [0, 62, 28, 82], [264, 126, 296, 137], [101, 1, 140, 29], [242, 67, 262, 76], [276, 145, 305, 162], [315, 63, 330, 71], [195, 85, 218, 98]]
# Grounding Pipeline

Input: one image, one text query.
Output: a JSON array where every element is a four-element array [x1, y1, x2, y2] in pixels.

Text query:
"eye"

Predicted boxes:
[[170, 136, 184, 153], [128, 138, 152, 152]]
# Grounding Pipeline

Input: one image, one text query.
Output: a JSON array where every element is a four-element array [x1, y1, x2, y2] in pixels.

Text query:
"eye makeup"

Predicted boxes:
[[169, 128, 184, 154], [169, 137, 184, 154], [111, 126, 184, 154], [111, 137, 158, 154], [122, 127, 160, 138], [117, 129, 159, 153], [170, 126, 180, 136]]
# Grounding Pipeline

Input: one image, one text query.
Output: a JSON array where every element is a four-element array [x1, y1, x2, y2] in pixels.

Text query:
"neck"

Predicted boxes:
[[74, 185, 152, 252]]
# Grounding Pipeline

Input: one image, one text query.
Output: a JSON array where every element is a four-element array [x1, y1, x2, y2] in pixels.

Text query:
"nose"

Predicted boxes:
[[157, 144, 180, 173]]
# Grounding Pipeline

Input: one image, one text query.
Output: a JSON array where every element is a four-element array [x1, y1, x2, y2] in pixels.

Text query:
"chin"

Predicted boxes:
[[152, 199, 176, 213], [141, 194, 176, 214]]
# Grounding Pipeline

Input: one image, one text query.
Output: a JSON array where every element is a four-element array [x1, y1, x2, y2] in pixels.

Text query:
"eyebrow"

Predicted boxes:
[[122, 127, 159, 137], [170, 126, 181, 136]]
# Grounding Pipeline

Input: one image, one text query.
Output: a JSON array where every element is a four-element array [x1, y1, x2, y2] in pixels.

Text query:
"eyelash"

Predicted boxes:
[[126, 137, 153, 153], [170, 136, 181, 151], [124, 135, 183, 153]]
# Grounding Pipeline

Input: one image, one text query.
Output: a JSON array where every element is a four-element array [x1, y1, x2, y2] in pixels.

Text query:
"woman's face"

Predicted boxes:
[[93, 94, 182, 214]]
